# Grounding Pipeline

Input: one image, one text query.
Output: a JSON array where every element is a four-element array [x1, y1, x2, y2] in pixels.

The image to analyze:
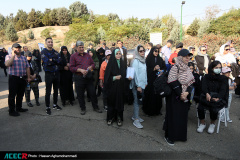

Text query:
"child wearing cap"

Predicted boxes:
[[222, 67, 236, 122]]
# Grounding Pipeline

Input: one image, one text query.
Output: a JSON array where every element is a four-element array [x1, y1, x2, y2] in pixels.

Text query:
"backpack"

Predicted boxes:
[[153, 65, 179, 97]]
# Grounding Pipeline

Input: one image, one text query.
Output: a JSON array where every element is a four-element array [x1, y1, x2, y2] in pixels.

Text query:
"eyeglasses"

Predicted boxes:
[[139, 50, 145, 53], [116, 52, 122, 55], [201, 50, 206, 52], [154, 50, 159, 52], [225, 49, 230, 51]]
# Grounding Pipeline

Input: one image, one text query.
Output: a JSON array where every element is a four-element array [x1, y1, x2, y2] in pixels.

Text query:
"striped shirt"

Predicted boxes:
[[5, 55, 30, 76]]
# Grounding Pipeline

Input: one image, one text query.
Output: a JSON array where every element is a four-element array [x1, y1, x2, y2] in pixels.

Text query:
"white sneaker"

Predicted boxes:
[[208, 124, 216, 134], [227, 119, 232, 123], [132, 117, 144, 123], [197, 124, 206, 133], [133, 120, 143, 129]]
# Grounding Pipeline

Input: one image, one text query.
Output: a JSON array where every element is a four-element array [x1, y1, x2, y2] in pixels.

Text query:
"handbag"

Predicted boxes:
[[200, 92, 226, 111]]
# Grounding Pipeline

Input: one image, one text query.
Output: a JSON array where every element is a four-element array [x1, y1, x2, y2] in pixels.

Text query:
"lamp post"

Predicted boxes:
[[180, 1, 185, 42]]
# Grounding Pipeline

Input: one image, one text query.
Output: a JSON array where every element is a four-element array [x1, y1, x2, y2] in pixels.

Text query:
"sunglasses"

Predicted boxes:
[[201, 50, 206, 52], [139, 50, 145, 53], [154, 50, 159, 52], [225, 49, 230, 51]]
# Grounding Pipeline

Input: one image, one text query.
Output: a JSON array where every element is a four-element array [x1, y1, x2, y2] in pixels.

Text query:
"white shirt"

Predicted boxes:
[[215, 53, 236, 64]]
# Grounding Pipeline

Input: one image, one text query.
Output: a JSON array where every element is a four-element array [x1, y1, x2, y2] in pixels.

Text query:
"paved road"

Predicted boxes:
[[0, 70, 240, 159]]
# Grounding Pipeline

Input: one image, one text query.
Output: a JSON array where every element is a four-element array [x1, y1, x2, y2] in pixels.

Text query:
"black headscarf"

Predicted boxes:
[[97, 47, 106, 65], [146, 46, 166, 84], [60, 46, 71, 66]]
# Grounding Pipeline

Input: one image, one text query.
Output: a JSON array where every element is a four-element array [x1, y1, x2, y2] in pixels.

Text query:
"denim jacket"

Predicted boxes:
[[130, 59, 148, 89]]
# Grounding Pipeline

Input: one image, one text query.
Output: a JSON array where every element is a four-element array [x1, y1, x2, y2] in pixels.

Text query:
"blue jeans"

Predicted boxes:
[[132, 86, 144, 119]]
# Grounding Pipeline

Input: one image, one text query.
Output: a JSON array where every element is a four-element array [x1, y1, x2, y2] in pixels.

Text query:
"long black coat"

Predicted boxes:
[[142, 47, 166, 116]]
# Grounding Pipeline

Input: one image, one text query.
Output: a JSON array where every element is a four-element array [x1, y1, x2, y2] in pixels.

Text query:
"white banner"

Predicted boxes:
[[38, 43, 45, 52], [150, 33, 162, 45]]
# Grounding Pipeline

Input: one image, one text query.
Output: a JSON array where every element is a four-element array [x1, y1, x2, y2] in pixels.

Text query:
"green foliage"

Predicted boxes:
[[49, 9, 58, 26], [0, 14, 6, 30], [15, 18, 28, 31], [208, 8, 240, 36], [187, 18, 200, 36], [27, 9, 41, 28], [197, 19, 211, 38], [28, 29, 34, 39], [41, 28, 54, 39], [97, 26, 106, 42], [169, 22, 184, 46], [69, 1, 89, 18], [14, 9, 28, 24], [57, 7, 72, 26], [42, 14, 52, 26], [5, 22, 18, 42], [166, 15, 177, 36], [22, 35, 28, 44], [107, 13, 119, 21], [0, 30, 5, 43]]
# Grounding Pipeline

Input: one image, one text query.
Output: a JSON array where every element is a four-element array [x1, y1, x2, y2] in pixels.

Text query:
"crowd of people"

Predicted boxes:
[[1, 38, 240, 146]]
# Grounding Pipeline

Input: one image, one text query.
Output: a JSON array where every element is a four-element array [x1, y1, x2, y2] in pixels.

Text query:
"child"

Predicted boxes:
[[222, 67, 236, 122]]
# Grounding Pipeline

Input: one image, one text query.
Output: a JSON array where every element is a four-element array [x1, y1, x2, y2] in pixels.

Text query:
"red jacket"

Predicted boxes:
[[169, 50, 178, 65]]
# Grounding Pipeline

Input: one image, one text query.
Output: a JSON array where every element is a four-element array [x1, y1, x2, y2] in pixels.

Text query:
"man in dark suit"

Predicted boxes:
[[21, 46, 29, 56], [116, 40, 128, 67]]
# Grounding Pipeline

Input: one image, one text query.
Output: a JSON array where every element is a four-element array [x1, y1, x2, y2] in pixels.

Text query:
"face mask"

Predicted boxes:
[[213, 68, 221, 74]]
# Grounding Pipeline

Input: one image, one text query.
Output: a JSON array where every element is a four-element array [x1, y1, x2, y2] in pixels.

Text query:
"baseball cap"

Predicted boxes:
[[222, 67, 231, 73], [105, 50, 112, 56]]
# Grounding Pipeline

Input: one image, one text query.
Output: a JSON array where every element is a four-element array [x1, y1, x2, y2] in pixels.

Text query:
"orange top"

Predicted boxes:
[[99, 61, 107, 82], [169, 50, 178, 65]]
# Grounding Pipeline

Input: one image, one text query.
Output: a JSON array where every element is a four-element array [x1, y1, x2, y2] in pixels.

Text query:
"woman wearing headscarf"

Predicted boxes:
[[163, 49, 195, 146], [32, 49, 42, 72], [104, 49, 126, 126], [96, 47, 105, 96], [215, 44, 236, 67], [88, 49, 100, 90], [142, 46, 166, 116], [59, 46, 75, 106], [130, 45, 148, 129], [195, 46, 210, 76], [197, 61, 228, 134]]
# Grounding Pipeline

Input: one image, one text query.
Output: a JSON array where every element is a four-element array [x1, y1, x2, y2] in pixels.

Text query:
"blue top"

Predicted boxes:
[[130, 59, 148, 89], [41, 48, 61, 72]]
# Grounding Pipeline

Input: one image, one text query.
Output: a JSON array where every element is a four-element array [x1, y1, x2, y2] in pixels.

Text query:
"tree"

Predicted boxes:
[[22, 35, 28, 44], [150, 16, 161, 29], [0, 14, 5, 30], [49, 9, 58, 26], [27, 9, 41, 28], [42, 14, 52, 26], [97, 26, 106, 42], [197, 19, 211, 38], [107, 13, 119, 21], [69, 1, 89, 18], [28, 29, 34, 39], [5, 22, 18, 42], [88, 10, 95, 23], [0, 30, 5, 43], [13, 9, 28, 24], [205, 5, 220, 20], [186, 18, 200, 36], [15, 18, 28, 31], [166, 15, 177, 36], [57, 7, 71, 26], [169, 22, 184, 46]]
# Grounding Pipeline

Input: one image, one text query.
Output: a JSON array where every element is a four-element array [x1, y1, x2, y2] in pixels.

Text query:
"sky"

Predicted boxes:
[[1, 0, 240, 25]]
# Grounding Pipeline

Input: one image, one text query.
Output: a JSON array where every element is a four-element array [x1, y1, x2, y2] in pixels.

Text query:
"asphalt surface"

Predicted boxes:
[[0, 69, 240, 159]]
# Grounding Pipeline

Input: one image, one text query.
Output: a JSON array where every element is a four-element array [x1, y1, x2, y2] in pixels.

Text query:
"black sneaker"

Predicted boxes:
[[94, 108, 102, 113], [27, 102, 33, 107], [9, 111, 20, 116], [36, 100, 40, 106], [46, 108, 51, 115], [17, 108, 28, 112], [81, 109, 86, 115], [164, 137, 174, 146], [55, 105, 62, 110]]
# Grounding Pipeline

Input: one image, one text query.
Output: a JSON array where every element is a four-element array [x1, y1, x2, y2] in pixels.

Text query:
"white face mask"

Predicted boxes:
[[213, 68, 221, 74]]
